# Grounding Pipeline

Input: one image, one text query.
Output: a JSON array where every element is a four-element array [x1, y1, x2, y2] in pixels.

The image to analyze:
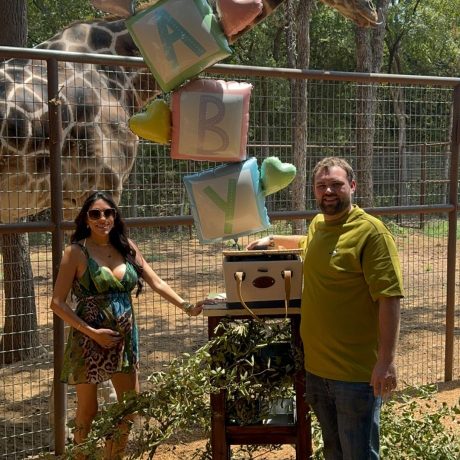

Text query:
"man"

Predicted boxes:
[[247, 157, 404, 459]]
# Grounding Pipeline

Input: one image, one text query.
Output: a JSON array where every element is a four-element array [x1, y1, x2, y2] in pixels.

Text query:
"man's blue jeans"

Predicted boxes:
[[305, 371, 382, 460]]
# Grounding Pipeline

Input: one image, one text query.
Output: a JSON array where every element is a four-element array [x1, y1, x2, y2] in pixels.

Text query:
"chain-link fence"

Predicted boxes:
[[0, 46, 459, 458]]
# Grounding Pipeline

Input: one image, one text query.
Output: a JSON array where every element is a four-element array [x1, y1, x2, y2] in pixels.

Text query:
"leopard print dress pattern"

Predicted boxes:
[[60, 244, 140, 385]]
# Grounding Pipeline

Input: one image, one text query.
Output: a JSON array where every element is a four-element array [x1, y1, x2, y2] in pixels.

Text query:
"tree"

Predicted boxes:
[[285, 0, 314, 234], [0, 0, 40, 364], [0, 1, 27, 46], [355, 0, 390, 207]]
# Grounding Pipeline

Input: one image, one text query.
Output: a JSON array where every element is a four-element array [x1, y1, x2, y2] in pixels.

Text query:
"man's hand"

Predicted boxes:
[[246, 236, 273, 250], [371, 359, 397, 398]]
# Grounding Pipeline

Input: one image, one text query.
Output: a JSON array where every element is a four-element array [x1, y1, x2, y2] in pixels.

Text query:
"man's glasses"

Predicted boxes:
[[87, 208, 117, 220]]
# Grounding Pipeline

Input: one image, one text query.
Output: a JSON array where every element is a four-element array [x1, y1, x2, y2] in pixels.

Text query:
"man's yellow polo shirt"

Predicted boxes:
[[299, 205, 404, 382]]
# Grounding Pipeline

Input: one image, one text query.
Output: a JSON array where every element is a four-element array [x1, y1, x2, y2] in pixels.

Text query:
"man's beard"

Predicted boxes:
[[318, 195, 351, 216]]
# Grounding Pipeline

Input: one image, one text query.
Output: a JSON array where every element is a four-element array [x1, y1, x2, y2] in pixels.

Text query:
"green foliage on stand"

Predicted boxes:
[[59, 318, 301, 459]]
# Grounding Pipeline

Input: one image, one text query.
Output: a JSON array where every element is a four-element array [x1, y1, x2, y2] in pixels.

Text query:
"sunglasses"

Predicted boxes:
[[87, 208, 117, 220]]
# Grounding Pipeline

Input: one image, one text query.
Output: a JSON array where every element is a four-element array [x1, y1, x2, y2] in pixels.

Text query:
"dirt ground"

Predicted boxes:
[[0, 231, 459, 458], [152, 381, 460, 460]]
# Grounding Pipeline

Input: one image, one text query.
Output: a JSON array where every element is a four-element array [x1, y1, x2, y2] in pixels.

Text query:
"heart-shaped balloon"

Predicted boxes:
[[90, 0, 136, 17], [260, 157, 297, 196], [129, 99, 172, 144], [216, 0, 263, 38]]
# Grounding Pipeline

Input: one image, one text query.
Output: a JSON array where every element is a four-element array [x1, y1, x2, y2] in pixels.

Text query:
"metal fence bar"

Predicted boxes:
[[445, 85, 460, 381], [0, 46, 460, 86], [47, 57, 66, 455]]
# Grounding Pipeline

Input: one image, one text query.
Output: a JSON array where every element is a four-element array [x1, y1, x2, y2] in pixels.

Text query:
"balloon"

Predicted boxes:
[[184, 158, 270, 243], [126, 0, 232, 92], [318, 0, 379, 28], [260, 156, 296, 196], [90, 0, 136, 17], [128, 99, 171, 144], [216, 0, 263, 38], [221, 0, 286, 43], [171, 78, 252, 162]]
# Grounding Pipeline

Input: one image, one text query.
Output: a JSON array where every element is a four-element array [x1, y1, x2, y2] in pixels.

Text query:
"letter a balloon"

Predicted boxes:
[[126, 0, 232, 92]]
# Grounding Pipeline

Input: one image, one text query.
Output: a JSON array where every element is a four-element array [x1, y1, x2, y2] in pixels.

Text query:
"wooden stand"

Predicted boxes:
[[204, 303, 312, 459]]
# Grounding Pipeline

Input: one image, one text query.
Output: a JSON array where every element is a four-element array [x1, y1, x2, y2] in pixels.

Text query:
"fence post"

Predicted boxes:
[[47, 57, 67, 454], [445, 85, 460, 382]]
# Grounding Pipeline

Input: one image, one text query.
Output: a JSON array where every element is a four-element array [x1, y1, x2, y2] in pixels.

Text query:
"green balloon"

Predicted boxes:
[[260, 157, 297, 196]]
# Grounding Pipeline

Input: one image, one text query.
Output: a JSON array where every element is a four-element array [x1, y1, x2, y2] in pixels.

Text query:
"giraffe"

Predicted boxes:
[[0, 16, 159, 223], [319, 0, 379, 27]]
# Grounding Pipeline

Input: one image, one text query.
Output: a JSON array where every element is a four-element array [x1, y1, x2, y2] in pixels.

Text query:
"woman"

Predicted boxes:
[[50, 191, 203, 459]]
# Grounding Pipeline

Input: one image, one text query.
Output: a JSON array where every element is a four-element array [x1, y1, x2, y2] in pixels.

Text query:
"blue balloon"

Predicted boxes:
[[184, 158, 270, 244]]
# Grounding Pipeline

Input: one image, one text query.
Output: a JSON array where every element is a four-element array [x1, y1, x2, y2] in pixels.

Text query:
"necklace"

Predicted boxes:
[[88, 240, 113, 257], [90, 239, 110, 247]]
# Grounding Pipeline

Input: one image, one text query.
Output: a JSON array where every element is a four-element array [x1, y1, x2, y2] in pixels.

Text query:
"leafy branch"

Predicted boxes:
[[60, 318, 299, 459]]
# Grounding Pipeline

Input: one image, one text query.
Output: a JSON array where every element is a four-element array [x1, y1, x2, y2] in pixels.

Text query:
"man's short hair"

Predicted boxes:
[[312, 157, 355, 184]]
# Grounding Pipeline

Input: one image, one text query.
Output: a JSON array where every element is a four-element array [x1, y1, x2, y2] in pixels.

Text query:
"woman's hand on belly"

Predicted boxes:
[[90, 328, 123, 349]]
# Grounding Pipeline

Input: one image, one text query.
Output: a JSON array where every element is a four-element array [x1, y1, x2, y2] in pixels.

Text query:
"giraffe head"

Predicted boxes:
[[0, 17, 160, 222], [319, 0, 380, 28]]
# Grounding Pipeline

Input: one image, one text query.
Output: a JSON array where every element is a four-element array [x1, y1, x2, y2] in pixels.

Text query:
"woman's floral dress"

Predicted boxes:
[[61, 243, 139, 384]]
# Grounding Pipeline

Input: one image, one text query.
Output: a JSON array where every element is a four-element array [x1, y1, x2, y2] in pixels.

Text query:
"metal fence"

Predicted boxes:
[[0, 46, 459, 458]]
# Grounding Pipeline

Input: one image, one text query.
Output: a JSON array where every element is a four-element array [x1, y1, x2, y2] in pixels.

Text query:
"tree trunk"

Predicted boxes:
[[260, 78, 274, 212], [286, 0, 313, 235], [0, 233, 39, 364], [355, 0, 389, 208], [0, 0, 40, 365], [0, 0, 27, 47], [390, 56, 409, 209]]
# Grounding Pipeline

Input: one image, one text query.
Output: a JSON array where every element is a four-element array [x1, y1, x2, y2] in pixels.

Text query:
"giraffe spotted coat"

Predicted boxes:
[[0, 18, 159, 222]]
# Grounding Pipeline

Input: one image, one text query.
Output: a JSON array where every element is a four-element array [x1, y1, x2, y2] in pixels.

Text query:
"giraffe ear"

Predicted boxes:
[[90, 0, 136, 17], [183, 158, 270, 244], [129, 99, 172, 144]]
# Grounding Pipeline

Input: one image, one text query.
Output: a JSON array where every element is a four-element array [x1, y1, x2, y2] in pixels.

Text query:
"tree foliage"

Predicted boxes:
[[27, 0, 100, 47], [385, 0, 460, 76]]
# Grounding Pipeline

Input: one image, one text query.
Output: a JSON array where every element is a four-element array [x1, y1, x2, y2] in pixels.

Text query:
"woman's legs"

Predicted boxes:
[[74, 383, 98, 459], [103, 371, 139, 460]]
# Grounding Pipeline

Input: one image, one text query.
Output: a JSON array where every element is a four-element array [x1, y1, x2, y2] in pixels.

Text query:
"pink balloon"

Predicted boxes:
[[216, 0, 263, 38], [171, 79, 252, 162], [90, 0, 135, 17]]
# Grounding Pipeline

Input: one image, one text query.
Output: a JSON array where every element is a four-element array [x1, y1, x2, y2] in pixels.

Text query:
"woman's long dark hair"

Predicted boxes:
[[72, 191, 143, 295]]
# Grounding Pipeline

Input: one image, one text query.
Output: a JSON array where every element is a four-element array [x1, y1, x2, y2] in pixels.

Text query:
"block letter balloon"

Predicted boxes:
[[184, 158, 270, 243], [126, 0, 232, 92], [171, 79, 252, 162]]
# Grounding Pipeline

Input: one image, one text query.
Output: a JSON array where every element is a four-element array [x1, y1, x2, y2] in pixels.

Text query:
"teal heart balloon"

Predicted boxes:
[[260, 157, 296, 196]]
